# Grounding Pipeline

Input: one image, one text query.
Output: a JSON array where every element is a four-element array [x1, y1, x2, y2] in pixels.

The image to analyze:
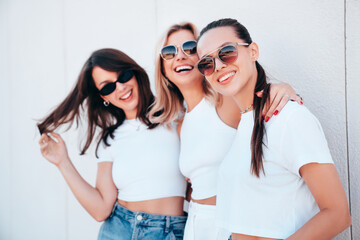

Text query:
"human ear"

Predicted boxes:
[[249, 42, 259, 61]]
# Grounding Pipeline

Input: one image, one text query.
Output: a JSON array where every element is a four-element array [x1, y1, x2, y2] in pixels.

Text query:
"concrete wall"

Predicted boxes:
[[0, 0, 358, 239]]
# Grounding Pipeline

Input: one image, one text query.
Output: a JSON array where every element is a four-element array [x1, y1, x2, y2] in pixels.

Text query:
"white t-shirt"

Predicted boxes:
[[179, 98, 236, 200], [216, 102, 334, 239], [97, 119, 186, 201]]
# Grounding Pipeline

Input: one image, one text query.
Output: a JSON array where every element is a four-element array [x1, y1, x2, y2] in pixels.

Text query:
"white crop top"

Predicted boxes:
[[217, 102, 334, 239], [97, 119, 186, 202], [179, 98, 236, 200]]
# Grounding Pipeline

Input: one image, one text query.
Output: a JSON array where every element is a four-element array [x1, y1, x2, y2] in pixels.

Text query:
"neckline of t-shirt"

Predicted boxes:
[[125, 118, 140, 122], [185, 97, 206, 115], [241, 109, 254, 116], [238, 110, 254, 127], [123, 118, 144, 130]]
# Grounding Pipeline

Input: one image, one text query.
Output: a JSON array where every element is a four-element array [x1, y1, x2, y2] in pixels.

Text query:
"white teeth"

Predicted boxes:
[[120, 90, 132, 100], [175, 65, 193, 72], [218, 72, 235, 82]]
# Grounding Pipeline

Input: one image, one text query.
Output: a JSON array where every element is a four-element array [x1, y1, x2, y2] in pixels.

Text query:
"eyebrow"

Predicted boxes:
[[200, 41, 233, 59], [99, 80, 113, 87]]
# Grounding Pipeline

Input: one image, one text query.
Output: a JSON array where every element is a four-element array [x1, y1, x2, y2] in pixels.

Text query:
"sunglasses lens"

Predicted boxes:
[[197, 57, 214, 76], [99, 70, 134, 96], [99, 83, 116, 96], [161, 45, 177, 60], [182, 40, 197, 55], [120, 70, 134, 83], [219, 45, 238, 63]]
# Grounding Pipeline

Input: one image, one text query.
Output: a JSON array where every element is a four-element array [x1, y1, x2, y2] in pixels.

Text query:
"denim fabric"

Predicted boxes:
[[98, 202, 187, 240]]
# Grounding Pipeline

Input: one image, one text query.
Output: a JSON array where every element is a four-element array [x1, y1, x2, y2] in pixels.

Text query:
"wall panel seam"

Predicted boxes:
[[8, 0, 13, 239], [344, 0, 353, 239]]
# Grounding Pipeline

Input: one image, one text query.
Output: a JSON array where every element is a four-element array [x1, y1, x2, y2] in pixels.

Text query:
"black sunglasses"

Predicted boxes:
[[160, 40, 197, 60], [99, 70, 134, 96], [196, 42, 249, 76]]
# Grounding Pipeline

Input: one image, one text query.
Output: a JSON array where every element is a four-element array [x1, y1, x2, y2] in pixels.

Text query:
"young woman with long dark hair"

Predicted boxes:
[[38, 48, 187, 240], [196, 18, 351, 240], [148, 23, 302, 240]]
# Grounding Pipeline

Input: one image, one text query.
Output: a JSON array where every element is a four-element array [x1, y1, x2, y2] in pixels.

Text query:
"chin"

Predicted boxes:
[[223, 88, 240, 97], [219, 91, 234, 97], [210, 84, 232, 96]]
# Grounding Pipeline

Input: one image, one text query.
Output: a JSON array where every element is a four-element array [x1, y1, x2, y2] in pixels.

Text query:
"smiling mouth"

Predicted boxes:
[[120, 90, 132, 100], [218, 71, 236, 83], [174, 65, 194, 73]]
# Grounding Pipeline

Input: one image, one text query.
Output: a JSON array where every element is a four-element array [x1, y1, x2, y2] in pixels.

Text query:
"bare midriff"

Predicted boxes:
[[191, 195, 216, 205], [117, 196, 185, 216], [231, 233, 281, 240]]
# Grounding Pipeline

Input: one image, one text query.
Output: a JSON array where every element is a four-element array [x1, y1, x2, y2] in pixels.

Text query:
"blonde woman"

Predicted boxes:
[[149, 23, 302, 240]]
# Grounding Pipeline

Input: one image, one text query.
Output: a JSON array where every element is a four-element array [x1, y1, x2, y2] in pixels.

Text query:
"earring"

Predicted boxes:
[[103, 101, 110, 107]]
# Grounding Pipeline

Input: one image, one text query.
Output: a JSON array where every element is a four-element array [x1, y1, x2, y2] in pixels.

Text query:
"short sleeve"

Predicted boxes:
[[279, 106, 333, 176], [97, 139, 113, 163]]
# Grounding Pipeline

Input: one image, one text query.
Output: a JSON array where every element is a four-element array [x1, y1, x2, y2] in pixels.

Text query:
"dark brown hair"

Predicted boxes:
[[38, 48, 158, 157], [199, 18, 270, 177]]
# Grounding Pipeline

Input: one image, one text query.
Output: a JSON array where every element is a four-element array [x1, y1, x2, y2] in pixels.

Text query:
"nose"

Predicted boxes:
[[214, 57, 227, 72], [115, 81, 126, 92], [175, 47, 187, 61]]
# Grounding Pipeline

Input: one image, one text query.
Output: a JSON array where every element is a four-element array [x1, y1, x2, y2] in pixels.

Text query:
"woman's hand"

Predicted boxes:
[[39, 132, 69, 167], [257, 83, 303, 122], [39, 131, 118, 221]]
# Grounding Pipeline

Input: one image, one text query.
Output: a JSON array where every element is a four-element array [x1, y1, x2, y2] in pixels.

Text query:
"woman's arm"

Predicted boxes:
[[287, 163, 351, 240], [39, 132, 118, 222], [262, 83, 302, 122], [217, 83, 301, 127]]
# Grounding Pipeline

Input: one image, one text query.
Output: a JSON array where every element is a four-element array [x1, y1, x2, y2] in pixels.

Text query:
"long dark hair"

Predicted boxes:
[[38, 48, 158, 157], [199, 18, 270, 177]]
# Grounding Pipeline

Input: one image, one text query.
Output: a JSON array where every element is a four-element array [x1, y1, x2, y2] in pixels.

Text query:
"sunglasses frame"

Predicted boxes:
[[196, 42, 250, 76], [160, 40, 197, 60], [99, 70, 134, 96]]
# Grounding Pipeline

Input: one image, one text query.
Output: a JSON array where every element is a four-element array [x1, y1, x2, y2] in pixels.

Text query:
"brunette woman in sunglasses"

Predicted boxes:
[[148, 23, 302, 240], [37, 49, 187, 240], [196, 18, 351, 240]]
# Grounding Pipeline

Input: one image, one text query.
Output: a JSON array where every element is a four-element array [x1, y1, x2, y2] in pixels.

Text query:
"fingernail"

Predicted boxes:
[[262, 114, 265, 119], [265, 116, 270, 122], [274, 110, 279, 115], [300, 101, 303, 105]]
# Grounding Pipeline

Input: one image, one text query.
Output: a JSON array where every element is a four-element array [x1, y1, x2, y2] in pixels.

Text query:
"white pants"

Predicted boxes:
[[184, 201, 230, 240]]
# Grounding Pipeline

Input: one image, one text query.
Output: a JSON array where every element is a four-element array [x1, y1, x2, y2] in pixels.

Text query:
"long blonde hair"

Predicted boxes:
[[148, 22, 219, 125]]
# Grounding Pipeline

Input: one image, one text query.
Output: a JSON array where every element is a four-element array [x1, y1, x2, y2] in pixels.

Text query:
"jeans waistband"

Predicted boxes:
[[113, 202, 187, 221], [112, 202, 187, 233]]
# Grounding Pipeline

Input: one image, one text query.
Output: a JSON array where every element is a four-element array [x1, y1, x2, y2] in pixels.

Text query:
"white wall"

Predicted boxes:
[[347, 0, 360, 239], [0, 0, 358, 239]]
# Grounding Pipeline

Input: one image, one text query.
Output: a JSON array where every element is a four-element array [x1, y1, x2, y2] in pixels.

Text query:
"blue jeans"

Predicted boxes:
[[98, 202, 187, 240]]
